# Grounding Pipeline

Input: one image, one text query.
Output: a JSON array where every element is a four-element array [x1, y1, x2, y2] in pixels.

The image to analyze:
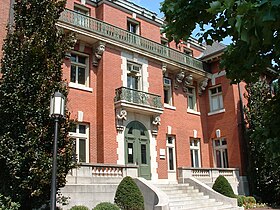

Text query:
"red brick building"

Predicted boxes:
[[0, 0, 248, 195]]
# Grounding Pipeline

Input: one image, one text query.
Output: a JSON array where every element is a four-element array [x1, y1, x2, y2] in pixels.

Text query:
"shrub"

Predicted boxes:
[[93, 202, 119, 210], [70, 205, 89, 210], [114, 176, 144, 210], [212, 175, 235, 198], [237, 195, 246, 207], [0, 194, 20, 210]]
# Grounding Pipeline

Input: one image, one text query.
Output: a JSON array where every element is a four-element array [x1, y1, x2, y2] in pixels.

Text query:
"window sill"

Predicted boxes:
[[187, 109, 201, 115], [69, 82, 93, 92], [164, 104, 176, 110], [208, 108, 225, 116]]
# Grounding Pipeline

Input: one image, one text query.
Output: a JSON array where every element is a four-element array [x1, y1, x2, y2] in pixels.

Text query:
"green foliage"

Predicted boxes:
[[237, 195, 246, 207], [69, 206, 89, 210], [212, 175, 235, 198], [0, 194, 20, 210], [244, 80, 280, 205], [0, 0, 76, 209], [69, 205, 89, 210], [93, 202, 119, 210], [237, 195, 257, 208], [114, 176, 144, 210], [161, 0, 280, 83]]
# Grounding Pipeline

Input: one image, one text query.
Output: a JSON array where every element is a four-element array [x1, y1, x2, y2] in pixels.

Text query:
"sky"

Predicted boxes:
[[128, 0, 232, 45]]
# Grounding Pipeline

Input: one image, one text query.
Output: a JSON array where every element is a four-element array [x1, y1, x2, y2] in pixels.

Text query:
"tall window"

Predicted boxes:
[[166, 136, 176, 171], [70, 53, 89, 87], [70, 124, 89, 163], [74, 4, 89, 27], [190, 138, 201, 168], [127, 20, 140, 34], [186, 87, 196, 110], [213, 138, 228, 168], [127, 62, 141, 90], [163, 77, 172, 105], [209, 86, 223, 111]]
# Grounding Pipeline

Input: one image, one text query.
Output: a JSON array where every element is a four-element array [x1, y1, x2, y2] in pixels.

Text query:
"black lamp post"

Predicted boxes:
[[50, 91, 65, 210]]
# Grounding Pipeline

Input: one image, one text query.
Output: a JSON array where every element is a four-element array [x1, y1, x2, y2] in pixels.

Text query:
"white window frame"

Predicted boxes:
[[166, 136, 176, 171], [186, 86, 197, 111], [209, 86, 224, 112], [70, 52, 90, 90], [69, 124, 90, 163], [190, 138, 201, 168], [213, 138, 229, 168], [126, 62, 142, 90], [127, 19, 140, 34], [164, 77, 173, 106]]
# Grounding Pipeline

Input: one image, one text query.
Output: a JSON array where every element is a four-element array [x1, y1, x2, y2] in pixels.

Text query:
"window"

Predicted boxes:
[[74, 4, 89, 27], [127, 19, 140, 34], [213, 138, 228, 168], [190, 139, 201, 168], [69, 124, 89, 163], [186, 87, 196, 110], [183, 47, 193, 56], [161, 38, 169, 47], [163, 77, 172, 105], [70, 53, 89, 87], [166, 136, 176, 171], [209, 86, 223, 111], [127, 62, 141, 90]]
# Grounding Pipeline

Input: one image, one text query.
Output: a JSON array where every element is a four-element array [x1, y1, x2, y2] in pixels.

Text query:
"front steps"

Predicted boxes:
[[155, 184, 240, 210]]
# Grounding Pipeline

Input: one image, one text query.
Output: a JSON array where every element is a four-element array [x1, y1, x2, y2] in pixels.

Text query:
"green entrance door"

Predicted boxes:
[[125, 121, 151, 180]]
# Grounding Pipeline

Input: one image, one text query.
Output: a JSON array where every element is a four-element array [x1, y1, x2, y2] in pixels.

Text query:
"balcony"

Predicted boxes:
[[114, 87, 163, 114], [58, 9, 205, 73]]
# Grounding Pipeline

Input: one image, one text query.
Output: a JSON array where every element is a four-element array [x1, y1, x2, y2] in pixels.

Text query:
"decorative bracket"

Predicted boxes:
[[174, 70, 185, 89], [116, 109, 127, 132], [92, 41, 106, 67], [162, 63, 167, 75], [151, 116, 161, 136], [182, 74, 193, 92], [198, 78, 209, 95]]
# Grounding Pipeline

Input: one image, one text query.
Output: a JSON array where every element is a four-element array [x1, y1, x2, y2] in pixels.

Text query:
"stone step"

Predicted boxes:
[[169, 201, 224, 210], [161, 188, 200, 194], [169, 198, 217, 207], [169, 195, 210, 202]]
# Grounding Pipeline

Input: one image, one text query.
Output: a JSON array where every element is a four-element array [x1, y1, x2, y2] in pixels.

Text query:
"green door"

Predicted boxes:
[[125, 121, 151, 180]]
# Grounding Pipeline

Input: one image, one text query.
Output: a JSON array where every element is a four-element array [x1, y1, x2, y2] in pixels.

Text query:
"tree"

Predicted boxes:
[[245, 80, 280, 204], [161, 0, 280, 83], [0, 0, 75, 209]]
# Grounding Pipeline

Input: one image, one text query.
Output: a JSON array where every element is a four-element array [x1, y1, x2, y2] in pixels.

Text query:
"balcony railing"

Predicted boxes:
[[59, 9, 204, 71], [115, 87, 163, 109]]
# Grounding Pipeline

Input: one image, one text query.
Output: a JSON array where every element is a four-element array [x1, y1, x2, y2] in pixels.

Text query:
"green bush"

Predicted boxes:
[[237, 195, 246, 207], [70, 205, 89, 210], [93, 202, 119, 210], [212, 175, 235, 198], [0, 194, 20, 210], [114, 176, 144, 210]]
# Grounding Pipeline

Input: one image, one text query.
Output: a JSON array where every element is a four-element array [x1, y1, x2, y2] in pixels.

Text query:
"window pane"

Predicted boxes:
[[79, 125, 86, 134], [219, 95, 223, 109], [164, 89, 169, 103], [216, 150, 222, 168], [71, 65, 76, 83], [78, 56, 86, 64], [222, 139, 227, 145], [78, 67, 86, 85], [212, 96, 219, 110], [167, 137, 173, 144], [79, 139, 86, 162], [215, 140, 220, 146], [141, 144, 147, 164], [194, 150, 199, 167], [211, 88, 217, 94], [70, 54, 76, 62], [190, 150, 194, 167], [127, 143, 134, 163], [218, 86, 222, 92], [223, 149, 229, 168], [70, 124, 76, 133], [188, 96, 194, 109], [70, 138, 77, 162], [169, 147, 174, 170]]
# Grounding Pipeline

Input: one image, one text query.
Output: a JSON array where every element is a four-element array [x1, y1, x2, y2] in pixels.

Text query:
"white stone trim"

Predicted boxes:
[[211, 70, 226, 86], [164, 104, 176, 110], [187, 109, 201, 115], [208, 108, 226, 116], [69, 82, 93, 92]]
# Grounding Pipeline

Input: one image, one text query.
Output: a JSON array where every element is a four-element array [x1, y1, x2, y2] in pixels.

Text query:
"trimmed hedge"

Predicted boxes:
[[93, 202, 119, 210], [114, 176, 144, 210], [70, 205, 89, 210], [212, 175, 235, 198], [237, 195, 257, 208]]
